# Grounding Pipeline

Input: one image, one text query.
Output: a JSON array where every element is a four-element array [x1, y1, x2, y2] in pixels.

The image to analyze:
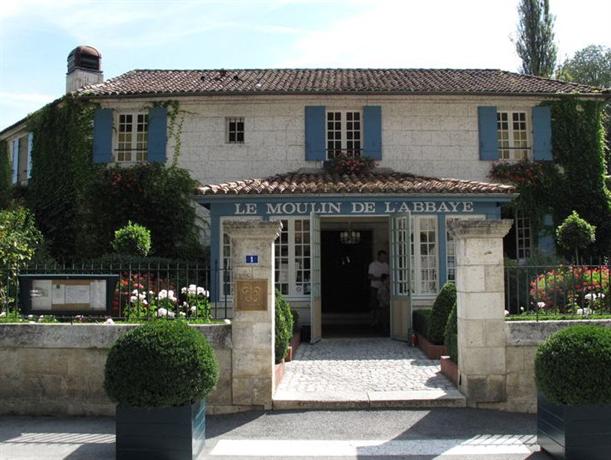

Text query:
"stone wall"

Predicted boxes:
[[0, 323, 236, 416], [100, 95, 544, 185], [501, 319, 611, 413]]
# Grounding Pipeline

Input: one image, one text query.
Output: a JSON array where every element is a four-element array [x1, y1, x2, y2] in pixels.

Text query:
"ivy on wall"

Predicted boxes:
[[26, 95, 97, 259], [0, 141, 11, 209], [490, 98, 611, 257]]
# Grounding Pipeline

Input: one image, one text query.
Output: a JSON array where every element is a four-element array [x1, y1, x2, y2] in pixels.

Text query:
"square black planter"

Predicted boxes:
[[538, 393, 611, 460], [116, 400, 206, 460]]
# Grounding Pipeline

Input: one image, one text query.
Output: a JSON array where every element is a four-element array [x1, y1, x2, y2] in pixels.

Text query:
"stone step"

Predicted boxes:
[[273, 389, 466, 410]]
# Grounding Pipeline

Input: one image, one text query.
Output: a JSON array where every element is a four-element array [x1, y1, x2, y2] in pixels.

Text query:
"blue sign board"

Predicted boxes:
[[245, 255, 259, 264]]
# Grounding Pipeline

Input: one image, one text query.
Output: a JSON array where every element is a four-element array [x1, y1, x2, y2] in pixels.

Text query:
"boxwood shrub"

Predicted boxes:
[[412, 309, 433, 339], [275, 290, 294, 364], [535, 325, 611, 405], [104, 321, 219, 407], [444, 302, 458, 363], [428, 282, 456, 345]]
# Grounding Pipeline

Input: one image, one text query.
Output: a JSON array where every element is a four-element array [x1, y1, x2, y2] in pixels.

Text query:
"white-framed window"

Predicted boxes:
[[446, 215, 485, 282], [272, 218, 311, 297], [326, 110, 362, 159], [117, 113, 148, 162], [410, 216, 438, 295], [226, 117, 245, 144], [497, 111, 529, 160], [515, 210, 532, 260]]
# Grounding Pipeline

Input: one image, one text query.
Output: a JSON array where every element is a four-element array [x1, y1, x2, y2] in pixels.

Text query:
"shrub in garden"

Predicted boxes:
[[428, 282, 456, 345], [104, 320, 219, 407], [290, 308, 300, 332], [535, 325, 611, 405], [412, 309, 433, 339], [556, 211, 596, 263], [275, 290, 294, 364], [444, 302, 458, 363], [529, 265, 609, 312], [111, 221, 152, 257]]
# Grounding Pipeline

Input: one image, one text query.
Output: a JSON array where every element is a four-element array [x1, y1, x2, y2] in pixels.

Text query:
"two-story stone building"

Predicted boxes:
[[2, 46, 607, 340]]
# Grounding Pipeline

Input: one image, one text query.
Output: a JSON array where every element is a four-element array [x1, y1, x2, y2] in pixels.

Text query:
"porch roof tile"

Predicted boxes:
[[196, 169, 515, 196]]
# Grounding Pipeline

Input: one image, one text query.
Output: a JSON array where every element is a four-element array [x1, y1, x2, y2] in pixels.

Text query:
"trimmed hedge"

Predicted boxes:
[[112, 221, 152, 257], [413, 309, 433, 339], [535, 325, 611, 405], [444, 302, 458, 364], [104, 321, 219, 407], [275, 291, 294, 364], [428, 283, 456, 345]]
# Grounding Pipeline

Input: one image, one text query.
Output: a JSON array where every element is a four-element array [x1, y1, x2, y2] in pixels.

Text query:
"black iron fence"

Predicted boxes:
[[0, 262, 231, 321], [504, 260, 610, 318]]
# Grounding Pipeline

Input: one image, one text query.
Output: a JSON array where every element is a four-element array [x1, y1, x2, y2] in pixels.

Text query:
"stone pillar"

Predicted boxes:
[[225, 220, 282, 410], [448, 219, 513, 404]]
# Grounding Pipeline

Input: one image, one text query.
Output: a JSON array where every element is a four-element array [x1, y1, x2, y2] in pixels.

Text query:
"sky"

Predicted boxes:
[[1, 0, 610, 130]]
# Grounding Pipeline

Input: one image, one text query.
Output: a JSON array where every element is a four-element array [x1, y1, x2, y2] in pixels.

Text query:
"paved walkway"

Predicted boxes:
[[0, 409, 545, 459], [274, 338, 465, 409]]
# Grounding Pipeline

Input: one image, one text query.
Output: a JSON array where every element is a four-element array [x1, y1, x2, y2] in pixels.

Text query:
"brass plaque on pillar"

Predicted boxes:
[[235, 279, 268, 311]]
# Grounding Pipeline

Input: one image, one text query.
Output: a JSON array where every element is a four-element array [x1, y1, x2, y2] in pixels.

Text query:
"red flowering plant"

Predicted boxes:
[[529, 265, 610, 313], [325, 153, 376, 175]]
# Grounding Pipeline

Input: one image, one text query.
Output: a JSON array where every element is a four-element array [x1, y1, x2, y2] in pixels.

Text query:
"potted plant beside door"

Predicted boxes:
[[105, 321, 219, 460], [535, 325, 611, 460]]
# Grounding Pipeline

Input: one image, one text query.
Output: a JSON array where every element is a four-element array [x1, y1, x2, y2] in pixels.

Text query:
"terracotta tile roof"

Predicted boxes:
[[197, 169, 515, 196], [78, 68, 607, 98]]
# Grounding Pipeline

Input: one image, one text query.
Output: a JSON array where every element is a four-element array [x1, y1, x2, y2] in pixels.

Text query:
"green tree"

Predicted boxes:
[[556, 211, 596, 263], [0, 141, 11, 209], [556, 45, 611, 88], [515, 0, 557, 77]]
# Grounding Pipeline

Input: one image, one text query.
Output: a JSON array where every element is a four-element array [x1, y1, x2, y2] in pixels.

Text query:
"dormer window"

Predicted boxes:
[[116, 113, 148, 162], [326, 110, 362, 159]]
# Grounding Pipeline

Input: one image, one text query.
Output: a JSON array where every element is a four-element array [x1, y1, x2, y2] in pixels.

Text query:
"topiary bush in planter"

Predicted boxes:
[[275, 290, 294, 364], [535, 325, 611, 460], [105, 321, 219, 459], [428, 282, 456, 345], [444, 302, 458, 364], [111, 221, 152, 257], [412, 309, 432, 339]]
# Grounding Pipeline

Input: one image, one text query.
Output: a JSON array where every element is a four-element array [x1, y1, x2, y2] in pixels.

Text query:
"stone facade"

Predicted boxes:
[[0, 323, 234, 416], [99, 95, 544, 185]]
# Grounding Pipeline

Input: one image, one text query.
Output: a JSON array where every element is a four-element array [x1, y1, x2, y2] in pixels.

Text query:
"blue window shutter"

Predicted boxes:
[[27, 132, 33, 179], [363, 105, 382, 160], [305, 106, 326, 161], [478, 106, 498, 160], [11, 139, 18, 184], [93, 108, 113, 163], [532, 105, 552, 161], [147, 106, 168, 163]]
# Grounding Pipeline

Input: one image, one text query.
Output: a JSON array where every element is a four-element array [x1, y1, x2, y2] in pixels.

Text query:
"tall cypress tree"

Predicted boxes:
[[515, 0, 557, 77]]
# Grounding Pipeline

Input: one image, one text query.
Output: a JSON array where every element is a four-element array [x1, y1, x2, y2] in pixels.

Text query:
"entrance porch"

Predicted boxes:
[[273, 338, 465, 410]]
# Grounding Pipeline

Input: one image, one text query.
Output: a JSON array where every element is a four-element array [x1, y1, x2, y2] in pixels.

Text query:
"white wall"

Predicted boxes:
[[101, 94, 545, 185]]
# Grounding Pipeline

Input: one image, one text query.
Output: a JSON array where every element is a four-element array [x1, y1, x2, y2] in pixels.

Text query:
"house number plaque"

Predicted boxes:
[[235, 279, 267, 311]]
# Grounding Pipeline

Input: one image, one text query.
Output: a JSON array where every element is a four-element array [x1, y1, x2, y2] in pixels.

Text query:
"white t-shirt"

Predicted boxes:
[[368, 260, 389, 288]]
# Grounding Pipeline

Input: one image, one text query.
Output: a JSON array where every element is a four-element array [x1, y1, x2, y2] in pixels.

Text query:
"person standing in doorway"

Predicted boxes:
[[368, 250, 389, 328]]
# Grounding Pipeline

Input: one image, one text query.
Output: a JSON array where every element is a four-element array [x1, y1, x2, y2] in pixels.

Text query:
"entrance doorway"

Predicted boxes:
[[319, 218, 389, 337]]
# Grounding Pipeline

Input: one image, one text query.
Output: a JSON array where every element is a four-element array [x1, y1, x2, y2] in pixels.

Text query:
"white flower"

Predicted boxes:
[[179, 312, 186, 317], [27, 314, 34, 319], [157, 307, 168, 317], [167, 311, 176, 319], [132, 289, 140, 295], [504, 310, 509, 316], [585, 293, 595, 301], [537, 302, 545, 309], [188, 284, 197, 294], [197, 287, 205, 296], [149, 290, 154, 296], [105, 318, 115, 325], [130, 295, 138, 303], [224, 319, 231, 324], [142, 299, 148, 305], [0, 311, 6, 318], [577, 308, 593, 315], [158, 290, 168, 300], [190, 306, 197, 314], [138, 293, 146, 301], [37, 315, 44, 322], [520, 307, 525, 312], [181, 287, 187, 294]]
